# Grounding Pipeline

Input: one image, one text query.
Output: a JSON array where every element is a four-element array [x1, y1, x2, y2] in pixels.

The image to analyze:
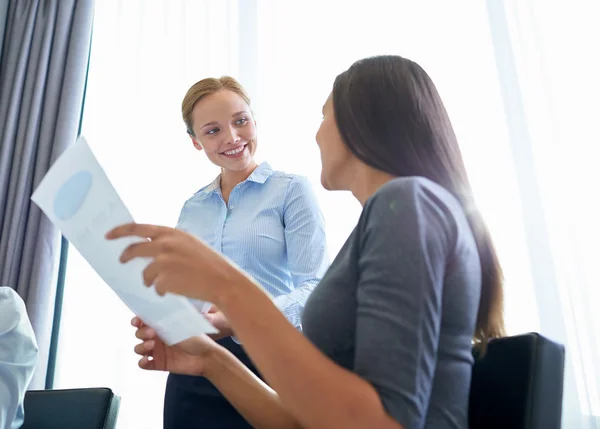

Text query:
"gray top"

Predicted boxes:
[[303, 177, 481, 429]]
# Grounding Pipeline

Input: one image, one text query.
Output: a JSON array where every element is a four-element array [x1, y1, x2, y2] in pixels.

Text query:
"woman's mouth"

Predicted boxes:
[[221, 144, 247, 158]]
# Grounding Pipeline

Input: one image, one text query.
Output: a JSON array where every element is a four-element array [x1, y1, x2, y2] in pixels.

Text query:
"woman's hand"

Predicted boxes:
[[132, 317, 220, 376], [204, 306, 234, 340], [106, 223, 253, 305]]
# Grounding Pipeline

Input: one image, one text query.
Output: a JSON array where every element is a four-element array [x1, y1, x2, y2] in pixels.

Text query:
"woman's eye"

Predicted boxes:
[[207, 128, 219, 135], [236, 117, 248, 126]]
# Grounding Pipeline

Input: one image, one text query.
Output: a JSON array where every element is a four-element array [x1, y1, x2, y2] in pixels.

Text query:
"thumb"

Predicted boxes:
[[207, 305, 219, 314]]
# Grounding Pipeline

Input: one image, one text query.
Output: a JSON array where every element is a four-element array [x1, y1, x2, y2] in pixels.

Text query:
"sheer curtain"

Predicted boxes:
[[53, 1, 598, 428], [488, 1, 600, 427]]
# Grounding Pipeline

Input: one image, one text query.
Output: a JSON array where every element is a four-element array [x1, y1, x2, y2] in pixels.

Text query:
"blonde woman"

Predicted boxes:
[[162, 77, 329, 428]]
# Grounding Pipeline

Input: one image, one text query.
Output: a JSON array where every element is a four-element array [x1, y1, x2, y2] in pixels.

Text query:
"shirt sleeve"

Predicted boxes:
[[174, 201, 211, 312], [175, 201, 188, 230], [353, 179, 454, 429], [273, 176, 330, 329], [0, 287, 39, 429]]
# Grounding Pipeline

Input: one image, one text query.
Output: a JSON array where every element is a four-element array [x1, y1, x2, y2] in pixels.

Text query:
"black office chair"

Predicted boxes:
[[21, 387, 120, 429], [469, 332, 565, 429]]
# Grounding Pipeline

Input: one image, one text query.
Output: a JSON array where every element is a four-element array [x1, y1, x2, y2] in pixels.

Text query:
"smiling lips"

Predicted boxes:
[[221, 144, 247, 158]]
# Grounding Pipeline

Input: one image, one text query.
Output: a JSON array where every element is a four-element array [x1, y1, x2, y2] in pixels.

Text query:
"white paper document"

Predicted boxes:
[[31, 136, 217, 345]]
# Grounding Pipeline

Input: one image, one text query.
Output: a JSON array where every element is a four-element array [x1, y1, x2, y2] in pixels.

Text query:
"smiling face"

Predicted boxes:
[[188, 89, 257, 173]]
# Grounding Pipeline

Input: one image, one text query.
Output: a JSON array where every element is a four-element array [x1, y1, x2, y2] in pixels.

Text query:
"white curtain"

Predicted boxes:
[[487, 1, 600, 427], [53, 1, 599, 428]]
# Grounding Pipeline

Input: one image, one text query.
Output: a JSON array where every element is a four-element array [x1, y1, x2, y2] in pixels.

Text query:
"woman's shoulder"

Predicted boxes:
[[366, 176, 464, 220], [360, 176, 471, 246], [263, 167, 316, 198], [373, 176, 459, 205], [268, 168, 308, 185]]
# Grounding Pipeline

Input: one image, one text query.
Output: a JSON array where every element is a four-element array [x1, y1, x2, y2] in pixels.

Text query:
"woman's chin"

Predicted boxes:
[[320, 173, 333, 191], [221, 155, 258, 174]]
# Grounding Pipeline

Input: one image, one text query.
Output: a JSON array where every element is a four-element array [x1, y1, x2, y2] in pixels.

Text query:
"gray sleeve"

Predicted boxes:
[[353, 179, 454, 429]]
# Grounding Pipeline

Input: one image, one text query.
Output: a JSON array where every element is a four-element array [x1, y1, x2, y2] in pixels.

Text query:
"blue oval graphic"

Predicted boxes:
[[53, 170, 93, 220]]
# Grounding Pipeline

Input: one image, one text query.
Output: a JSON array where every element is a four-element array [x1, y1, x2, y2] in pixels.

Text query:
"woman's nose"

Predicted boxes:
[[224, 126, 240, 145]]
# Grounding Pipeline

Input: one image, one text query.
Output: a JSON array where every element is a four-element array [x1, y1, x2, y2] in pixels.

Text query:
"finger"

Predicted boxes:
[[106, 223, 173, 240], [142, 260, 161, 287], [154, 275, 171, 297], [154, 274, 194, 299], [207, 305, 218, 314], [131, 317, 145, 328], [139, 356, 156, 371], [134, 340, 155, 356], [135, 326, 157, 340], [120, 241, 166, 263]]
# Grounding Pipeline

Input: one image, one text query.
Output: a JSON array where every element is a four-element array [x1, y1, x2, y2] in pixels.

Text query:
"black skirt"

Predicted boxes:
[[163, 337, 261, 429]]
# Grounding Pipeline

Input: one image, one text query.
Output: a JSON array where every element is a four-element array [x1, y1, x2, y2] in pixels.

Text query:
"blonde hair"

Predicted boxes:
[[181, 76, 251, 136]]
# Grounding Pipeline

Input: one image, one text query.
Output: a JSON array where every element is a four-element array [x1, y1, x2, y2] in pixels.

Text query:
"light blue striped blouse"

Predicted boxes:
[[176, 162, 330, 329], [0, 287, 38, 429]]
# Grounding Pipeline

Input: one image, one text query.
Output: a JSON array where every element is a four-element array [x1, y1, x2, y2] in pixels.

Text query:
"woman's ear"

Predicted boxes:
[[189, 135, 203, 151]]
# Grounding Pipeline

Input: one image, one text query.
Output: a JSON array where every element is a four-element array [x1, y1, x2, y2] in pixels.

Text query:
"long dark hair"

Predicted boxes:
[[333, 55, 504, 346]]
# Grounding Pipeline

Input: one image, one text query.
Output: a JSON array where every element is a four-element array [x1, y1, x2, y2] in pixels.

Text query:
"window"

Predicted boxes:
[[53, 1, 567, 427]]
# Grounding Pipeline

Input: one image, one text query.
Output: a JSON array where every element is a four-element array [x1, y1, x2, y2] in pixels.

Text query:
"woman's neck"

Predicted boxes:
[[350, 165, 397, 206], [220, 161, 259, 202]]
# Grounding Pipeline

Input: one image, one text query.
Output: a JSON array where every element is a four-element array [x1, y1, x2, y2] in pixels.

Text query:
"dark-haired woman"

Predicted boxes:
[[109, 55, 505, 429]]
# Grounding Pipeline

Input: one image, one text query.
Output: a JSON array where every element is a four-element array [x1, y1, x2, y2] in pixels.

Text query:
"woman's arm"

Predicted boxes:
[[218, 283, 404, 429], [229, 176, 329, 344], [274, 176, 329, 328], [134, 321, 303, 429], [207, 345, 304, 429]]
